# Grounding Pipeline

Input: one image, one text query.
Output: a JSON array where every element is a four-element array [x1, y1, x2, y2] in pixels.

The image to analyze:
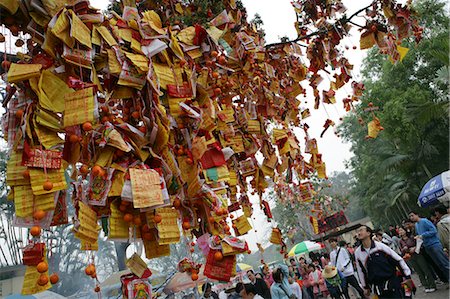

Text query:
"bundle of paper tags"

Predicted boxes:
[[0, 0, 423, 294]]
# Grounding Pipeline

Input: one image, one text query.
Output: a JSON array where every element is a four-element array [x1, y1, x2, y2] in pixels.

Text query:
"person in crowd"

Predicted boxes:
[[290, 258, 301, 278], [262, 264, 274, 287], [202, 283, 220, 299], [306, 264, 328, 299], [301, 264, 314, 299], [388, 224, 398, 237], [288, 276, 302, 299], [311, 260, 322, 271], [430, 215, 438, 225], [255, 273, 264, 280], [354, 225, 413, 299], [247, 269, 272, 299], [270, 263, 294, 299], [322, 265, 347, 299], [328, 238, 365, 299], [398, 226, 436, 293], [402, 219, 415, 235], [409, 210, 450, 282], [320, 253, 329, 269], [297, 257, 308, 279], [434, 205, 450, 251], [237, 283, 265, 299]]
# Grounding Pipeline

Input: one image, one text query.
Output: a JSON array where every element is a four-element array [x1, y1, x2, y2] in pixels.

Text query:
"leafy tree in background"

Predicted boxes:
[[339, 0, 449, 227]]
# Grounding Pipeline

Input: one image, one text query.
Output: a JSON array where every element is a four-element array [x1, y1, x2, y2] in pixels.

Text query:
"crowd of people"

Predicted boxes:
[[199, 205, 449, 299]]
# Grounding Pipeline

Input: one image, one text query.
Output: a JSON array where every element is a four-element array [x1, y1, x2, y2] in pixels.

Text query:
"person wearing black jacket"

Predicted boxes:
[[247, 270, 272, 298]]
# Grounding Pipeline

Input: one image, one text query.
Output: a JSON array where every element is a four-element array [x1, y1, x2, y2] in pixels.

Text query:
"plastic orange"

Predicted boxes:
[[218, 56, 227, 64], [123, 213, 133, 223], [37, 261, 48, 273], [38, 274, 48, 286], [92, 165, 103, 177], [30, 225, 41, 237], [15, 109, 24, 118], [43, 181, 53, 191], [214, 251, 223, 261], [50, 273, 59, 284], [22, 169, 30, 179], [173, 199, 181, 209], [69, 134, 79, 143], [85, 264, 95, 276], [191, 273, 199, 281], [82, 122, 93, 131], [33, 209, 45, 221], [131, 111, 140, 119], [154, 214, 162, 224], [80, 165, 89, 175], [133, 216, 142, 226], [142, 232, 152, 240], [182, 221, 191, 230]]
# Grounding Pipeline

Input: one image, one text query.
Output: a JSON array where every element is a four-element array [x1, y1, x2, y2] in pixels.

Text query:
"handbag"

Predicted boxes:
[[279, 283, 297, 299]]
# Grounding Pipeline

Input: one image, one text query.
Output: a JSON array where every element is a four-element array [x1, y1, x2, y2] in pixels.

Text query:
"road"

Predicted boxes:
[[347, 274, 449, 299]]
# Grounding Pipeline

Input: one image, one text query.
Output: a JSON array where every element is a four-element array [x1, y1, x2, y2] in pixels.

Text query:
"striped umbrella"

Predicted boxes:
[[288, 241, 324, 256]]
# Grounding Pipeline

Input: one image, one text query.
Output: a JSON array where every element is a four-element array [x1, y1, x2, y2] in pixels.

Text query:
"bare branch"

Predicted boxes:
[[265, 2, 373, 48]]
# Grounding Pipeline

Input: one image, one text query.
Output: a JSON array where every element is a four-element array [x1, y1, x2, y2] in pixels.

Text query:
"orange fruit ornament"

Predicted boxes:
[[191, 273, 199, 281], [82, 122, 93, 131], [15, 109, 24, 118], [133, 216, 142, 226], [80, 165, 89, 175], [173, 198, 181, 209], [30, 225, 41, 237], [33, 210, 46, 221], [22, 169, 30, 179], [43, 181, 53, 191], [123, 213, 133, 223], [154, 214, 162, 224], [214, 251, 223, 261], [50, 273, 59, 284], [85, 264, 95, 276], [92, 165, 103, 177], [38, 274, 48, 286], [94, 285, 101, 292], [182, 221, 191, 230], [69, 134, 80, 143], [37, 261, 48, 273]]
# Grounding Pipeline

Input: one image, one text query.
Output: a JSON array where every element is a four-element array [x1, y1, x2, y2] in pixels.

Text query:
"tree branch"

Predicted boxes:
[[265, 2, 373, 48]]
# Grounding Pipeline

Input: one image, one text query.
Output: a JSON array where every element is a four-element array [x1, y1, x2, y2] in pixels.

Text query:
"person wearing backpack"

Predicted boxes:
[[355, 225, 413, 299], [270, 263, 297, 299], [329, 238, 365, 299], [323, 265, 347, 299]]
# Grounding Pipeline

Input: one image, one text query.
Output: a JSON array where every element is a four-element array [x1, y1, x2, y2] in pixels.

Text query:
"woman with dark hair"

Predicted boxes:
[[306, 264, 328, 299], [270, 264, 295, 298], [398, 226, 436, 293]]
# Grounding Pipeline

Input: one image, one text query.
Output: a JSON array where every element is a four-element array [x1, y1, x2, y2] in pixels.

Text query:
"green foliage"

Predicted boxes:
[[338, 0, 449, 227]]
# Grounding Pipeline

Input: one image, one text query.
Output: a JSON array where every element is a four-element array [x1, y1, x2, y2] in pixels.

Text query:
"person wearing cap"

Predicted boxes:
[[328, 238, 365, 299], [354, 225, 413, 298], [323, 265, 347, 299]]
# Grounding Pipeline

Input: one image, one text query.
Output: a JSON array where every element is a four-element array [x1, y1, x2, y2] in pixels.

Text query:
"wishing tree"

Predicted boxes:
[[0, 0, 422, 295]]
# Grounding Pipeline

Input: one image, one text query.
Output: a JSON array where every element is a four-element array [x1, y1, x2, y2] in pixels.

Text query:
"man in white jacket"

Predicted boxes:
[[329, 238, 365, 299]]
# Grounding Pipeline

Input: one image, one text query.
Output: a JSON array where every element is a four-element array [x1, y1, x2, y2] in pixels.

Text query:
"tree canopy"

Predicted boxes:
[[339, 0, 449, 226]]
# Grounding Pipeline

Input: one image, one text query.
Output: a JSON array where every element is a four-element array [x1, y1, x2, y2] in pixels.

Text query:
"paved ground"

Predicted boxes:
[[346, 274, 449, 299]]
